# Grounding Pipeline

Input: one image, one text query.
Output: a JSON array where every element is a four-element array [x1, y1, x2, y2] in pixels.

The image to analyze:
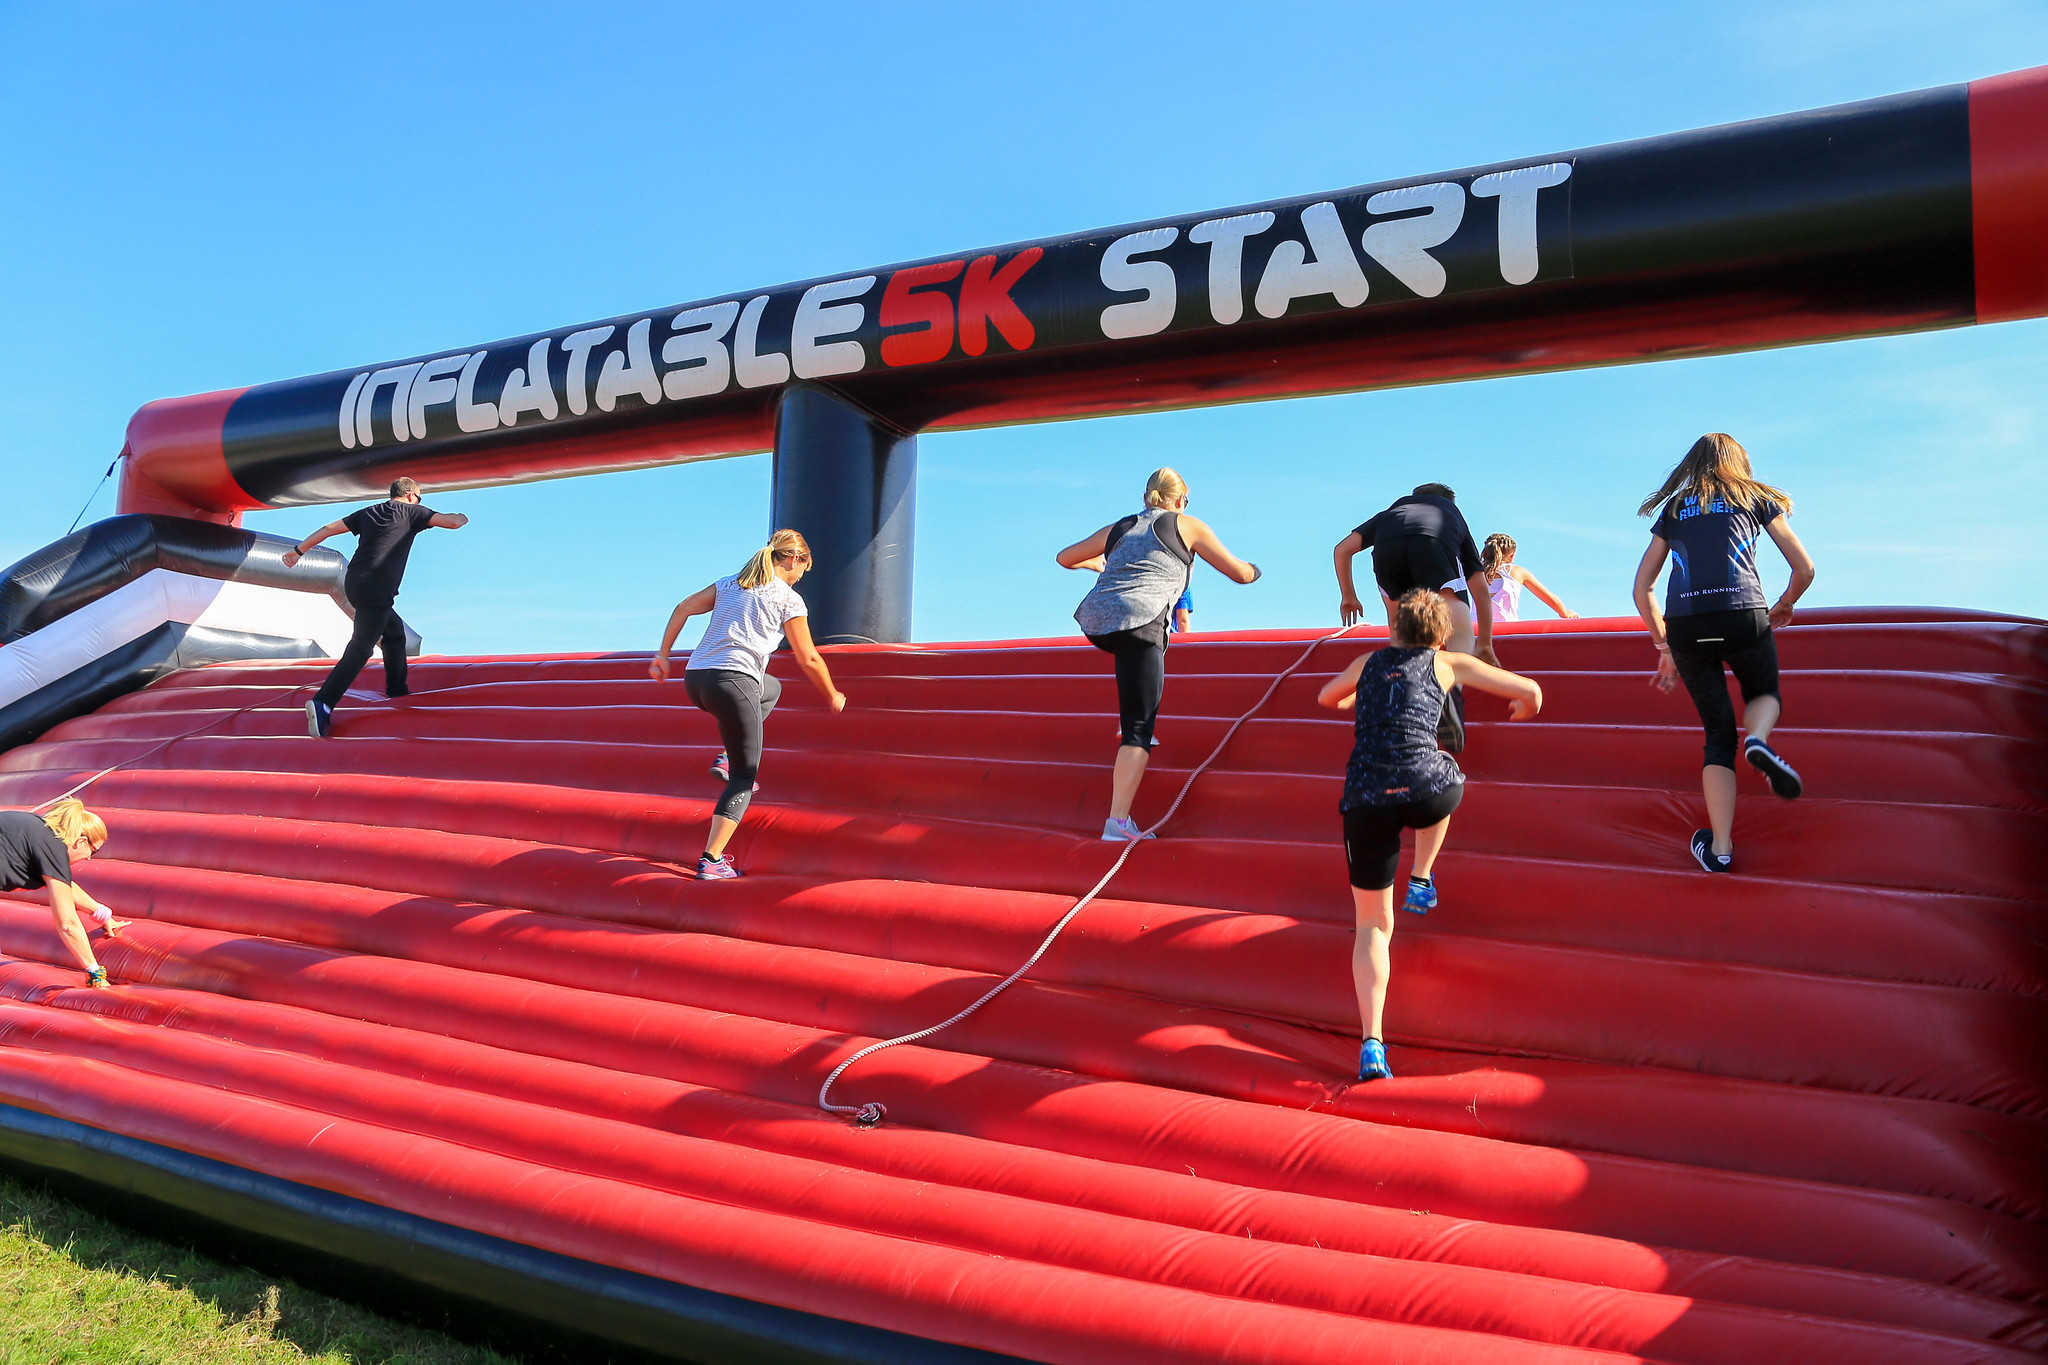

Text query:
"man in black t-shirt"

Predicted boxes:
[[284, 476, 469, 738], [1334, 483, 1497, 665]]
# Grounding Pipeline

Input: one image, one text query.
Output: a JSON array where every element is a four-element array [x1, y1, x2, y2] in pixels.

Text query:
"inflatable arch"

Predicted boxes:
[[119, 67, 2048, 641], [0, 65, 2042, 1365]]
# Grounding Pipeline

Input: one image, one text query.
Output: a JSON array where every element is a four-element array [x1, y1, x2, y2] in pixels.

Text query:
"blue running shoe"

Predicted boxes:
[[1357, 1037, 1393, 1082], [305, 698, 333, 739], [1690, 829, 1732, 874], [1402, 876, 1436, 914]]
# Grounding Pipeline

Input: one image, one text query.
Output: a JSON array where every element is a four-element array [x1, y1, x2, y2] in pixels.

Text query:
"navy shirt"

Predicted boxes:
[[1652, 494, 1783, 618], [1355, 495, 1482, 572], [342, 500, 439, 605], [0, 811, 71, 892], [1341, 647, 1463, 810]]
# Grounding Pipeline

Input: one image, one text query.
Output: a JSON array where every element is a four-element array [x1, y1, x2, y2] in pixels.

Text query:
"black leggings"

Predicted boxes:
[[1343, 787, 1464, 890], [685, 668, 781, 821], [1087, 629, 1166, 750], [1667, 608, 1779, 770], [315, 598, 409, 707]]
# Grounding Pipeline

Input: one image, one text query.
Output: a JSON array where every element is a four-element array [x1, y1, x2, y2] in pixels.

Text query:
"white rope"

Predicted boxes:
[[818, 624, 1365, 1125], [28, 682, 310, 813]]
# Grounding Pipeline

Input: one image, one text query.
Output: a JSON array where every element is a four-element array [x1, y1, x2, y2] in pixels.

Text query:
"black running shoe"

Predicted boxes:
[[1690, 829, 1732, 874], [1744, 738, 1802, 799]]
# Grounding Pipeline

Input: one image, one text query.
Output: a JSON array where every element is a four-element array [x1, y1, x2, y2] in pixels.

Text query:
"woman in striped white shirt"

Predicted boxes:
[[650, 530, 845, 880]]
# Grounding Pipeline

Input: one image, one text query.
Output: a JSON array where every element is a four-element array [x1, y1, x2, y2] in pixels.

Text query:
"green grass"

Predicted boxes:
[[0, 1172, 523, 1364]]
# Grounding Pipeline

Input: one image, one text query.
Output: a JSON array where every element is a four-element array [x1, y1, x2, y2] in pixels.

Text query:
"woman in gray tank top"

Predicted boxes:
[[1057, 468, 1262, 842]]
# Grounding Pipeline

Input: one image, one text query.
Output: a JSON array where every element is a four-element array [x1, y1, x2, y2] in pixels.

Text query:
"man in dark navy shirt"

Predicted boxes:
[[1333, 483, 1496, 665], [284, 477, 468, 737]]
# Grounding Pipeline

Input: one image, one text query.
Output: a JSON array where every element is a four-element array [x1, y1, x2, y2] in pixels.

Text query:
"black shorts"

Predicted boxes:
[[1342, 786, 1463, 891], [1372, 535, 1464, 601]]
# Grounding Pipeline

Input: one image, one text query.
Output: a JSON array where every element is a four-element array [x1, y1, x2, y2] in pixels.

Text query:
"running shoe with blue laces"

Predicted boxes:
[[1402, 876, 1437, 914], [1357, 1038, 1393, 1081]]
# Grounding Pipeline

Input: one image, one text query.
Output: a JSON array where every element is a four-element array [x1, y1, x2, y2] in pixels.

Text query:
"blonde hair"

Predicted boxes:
[[1144, 468, 1188, 509], [1392, 588, 1452, 648], [1481, 533, 1516, 580], [41, 799, 106, 850], [1638, 434, 1793, 519], [737, 529, 813, 589]]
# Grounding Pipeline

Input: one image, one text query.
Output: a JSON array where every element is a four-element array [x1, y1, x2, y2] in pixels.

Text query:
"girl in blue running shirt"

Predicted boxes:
[[1632, 434, 1815, 874]]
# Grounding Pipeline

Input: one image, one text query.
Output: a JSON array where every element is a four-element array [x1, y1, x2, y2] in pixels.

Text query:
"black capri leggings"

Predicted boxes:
[[1667, 608, 1779, 771], [684, 668, 782, 821], [1343, 786, 1463, 891], [1086, 628, 1166, 750]]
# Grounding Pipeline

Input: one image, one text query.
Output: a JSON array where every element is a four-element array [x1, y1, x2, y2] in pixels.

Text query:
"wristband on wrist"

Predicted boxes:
[[90, 906, 112, 925]]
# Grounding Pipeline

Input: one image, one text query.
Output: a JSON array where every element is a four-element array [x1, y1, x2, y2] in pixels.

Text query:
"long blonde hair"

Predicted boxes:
[[41, 799, 106, 850], [1638, 433, 1793, 518], [1144, 468, 1187, 509], [737, 529, 812, 589]]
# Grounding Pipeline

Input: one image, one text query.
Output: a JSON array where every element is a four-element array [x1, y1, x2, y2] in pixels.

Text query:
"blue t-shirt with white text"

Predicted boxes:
[[1653, 494, 1783, 618]]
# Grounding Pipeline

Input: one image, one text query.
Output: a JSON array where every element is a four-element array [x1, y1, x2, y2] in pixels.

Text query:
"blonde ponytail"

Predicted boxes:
[[41, 799, 106, 849], [737, 529, 813, 589], [1144, 468, 1187, 509]]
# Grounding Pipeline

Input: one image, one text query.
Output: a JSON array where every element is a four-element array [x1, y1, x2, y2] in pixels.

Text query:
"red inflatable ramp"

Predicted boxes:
[[0, 605, 2043, 1363]]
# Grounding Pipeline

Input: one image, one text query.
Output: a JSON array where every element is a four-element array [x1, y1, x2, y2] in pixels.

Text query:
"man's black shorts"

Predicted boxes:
[[1372, 537, 1464, 600]]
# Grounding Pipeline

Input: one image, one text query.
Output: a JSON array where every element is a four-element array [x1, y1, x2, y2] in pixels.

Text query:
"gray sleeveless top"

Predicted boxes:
[[1074, 508, 1194, 638]]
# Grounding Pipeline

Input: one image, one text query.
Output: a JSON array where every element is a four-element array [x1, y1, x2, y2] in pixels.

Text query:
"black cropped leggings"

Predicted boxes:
[[1667, 608, 1780, 771], [685, 668, 781, 821], [1086, 629, 1166, 750]]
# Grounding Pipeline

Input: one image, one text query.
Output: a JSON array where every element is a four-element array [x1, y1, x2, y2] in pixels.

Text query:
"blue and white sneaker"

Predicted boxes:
[[696, 853, 742, 881], [1690, 829, 1732, 874], [1357, 1037, 1393, 1082], [1101, 816, 1155, 842], [1402, 876, 1437, 914], [305, 698, 333, 739], [1744, 737, 1802, 799]]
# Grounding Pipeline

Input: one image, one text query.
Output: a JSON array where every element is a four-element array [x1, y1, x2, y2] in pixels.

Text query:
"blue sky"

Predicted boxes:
[[3, 2, 2044, 653]]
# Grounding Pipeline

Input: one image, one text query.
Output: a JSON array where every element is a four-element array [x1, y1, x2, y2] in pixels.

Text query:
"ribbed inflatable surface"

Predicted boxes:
[[0, 607, 2043, 1364]]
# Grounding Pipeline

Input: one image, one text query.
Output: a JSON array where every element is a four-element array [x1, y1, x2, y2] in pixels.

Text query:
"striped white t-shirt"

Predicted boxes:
[[684, 574, 808, 682]]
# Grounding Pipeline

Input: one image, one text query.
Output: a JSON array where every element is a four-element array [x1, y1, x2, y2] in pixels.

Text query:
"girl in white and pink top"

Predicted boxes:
[[1480, 534, 1578, 622]]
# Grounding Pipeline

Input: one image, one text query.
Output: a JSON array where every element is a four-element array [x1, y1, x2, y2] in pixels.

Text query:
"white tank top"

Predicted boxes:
[[1488, 571, 1523, 622]]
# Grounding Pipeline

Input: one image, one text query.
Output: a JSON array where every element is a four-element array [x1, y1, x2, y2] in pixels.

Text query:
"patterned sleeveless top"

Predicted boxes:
[[1341, 646, 1464, 811]]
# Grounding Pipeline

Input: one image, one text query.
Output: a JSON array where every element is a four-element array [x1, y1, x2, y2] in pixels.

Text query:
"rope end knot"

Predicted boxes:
[[853, 1103, 886, 1127]]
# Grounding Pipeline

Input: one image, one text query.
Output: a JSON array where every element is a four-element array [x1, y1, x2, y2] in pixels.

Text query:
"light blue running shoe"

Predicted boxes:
[[1402, 876, 1437, 914], [1357, 1037, 1393, 1082]]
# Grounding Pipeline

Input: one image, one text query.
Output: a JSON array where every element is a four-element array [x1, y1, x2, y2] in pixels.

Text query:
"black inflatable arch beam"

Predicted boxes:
[[114, 68, 2048, 641], [0, 513, 349, 643]]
